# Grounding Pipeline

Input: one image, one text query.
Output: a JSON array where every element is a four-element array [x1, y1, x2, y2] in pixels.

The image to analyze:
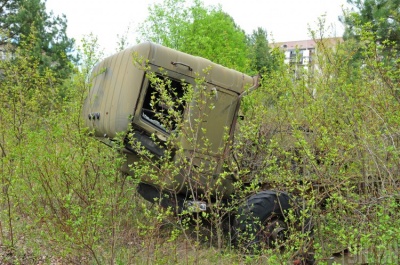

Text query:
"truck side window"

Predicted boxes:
[[141, 75, 185, 132]]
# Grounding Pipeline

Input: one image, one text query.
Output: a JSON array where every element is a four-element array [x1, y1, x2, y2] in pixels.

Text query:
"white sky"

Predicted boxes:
[[46, 0, 350, 56]]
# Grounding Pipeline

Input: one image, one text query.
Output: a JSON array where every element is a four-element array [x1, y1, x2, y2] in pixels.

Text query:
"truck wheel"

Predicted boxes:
[[234, 190, 295, 252]]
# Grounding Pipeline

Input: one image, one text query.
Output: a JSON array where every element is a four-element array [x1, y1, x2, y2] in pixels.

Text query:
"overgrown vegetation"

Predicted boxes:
[[0, 0, 399, 264]]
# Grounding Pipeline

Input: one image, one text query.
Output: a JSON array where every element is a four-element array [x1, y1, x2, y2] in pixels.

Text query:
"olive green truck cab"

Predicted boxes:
[[83, 42, 257, 202]]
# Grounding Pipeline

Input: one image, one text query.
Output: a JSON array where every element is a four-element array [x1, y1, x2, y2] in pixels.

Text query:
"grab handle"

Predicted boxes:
[[171, 61, 193, 71]]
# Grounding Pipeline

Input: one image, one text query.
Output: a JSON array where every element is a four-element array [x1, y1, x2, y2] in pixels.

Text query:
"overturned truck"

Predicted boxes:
[[82, 42, 312, 253]]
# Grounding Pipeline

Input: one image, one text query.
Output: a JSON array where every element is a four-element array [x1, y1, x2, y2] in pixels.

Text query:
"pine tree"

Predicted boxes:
[[0, 0, 76, 80], [342, 0, 400, 52]]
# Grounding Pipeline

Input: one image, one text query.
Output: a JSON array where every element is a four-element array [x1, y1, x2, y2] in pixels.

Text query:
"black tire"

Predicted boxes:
[[234, 190, 296, 252]]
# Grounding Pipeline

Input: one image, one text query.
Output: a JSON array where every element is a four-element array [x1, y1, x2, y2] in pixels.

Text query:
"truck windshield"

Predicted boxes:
[[141, 75, 185, 133]]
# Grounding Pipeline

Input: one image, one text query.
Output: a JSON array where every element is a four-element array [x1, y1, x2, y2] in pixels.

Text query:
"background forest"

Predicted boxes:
[[0, 0, 399, 264]]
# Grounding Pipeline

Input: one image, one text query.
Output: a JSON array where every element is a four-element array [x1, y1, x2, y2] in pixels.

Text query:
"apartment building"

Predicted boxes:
[[273, 37, 342, 67]]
